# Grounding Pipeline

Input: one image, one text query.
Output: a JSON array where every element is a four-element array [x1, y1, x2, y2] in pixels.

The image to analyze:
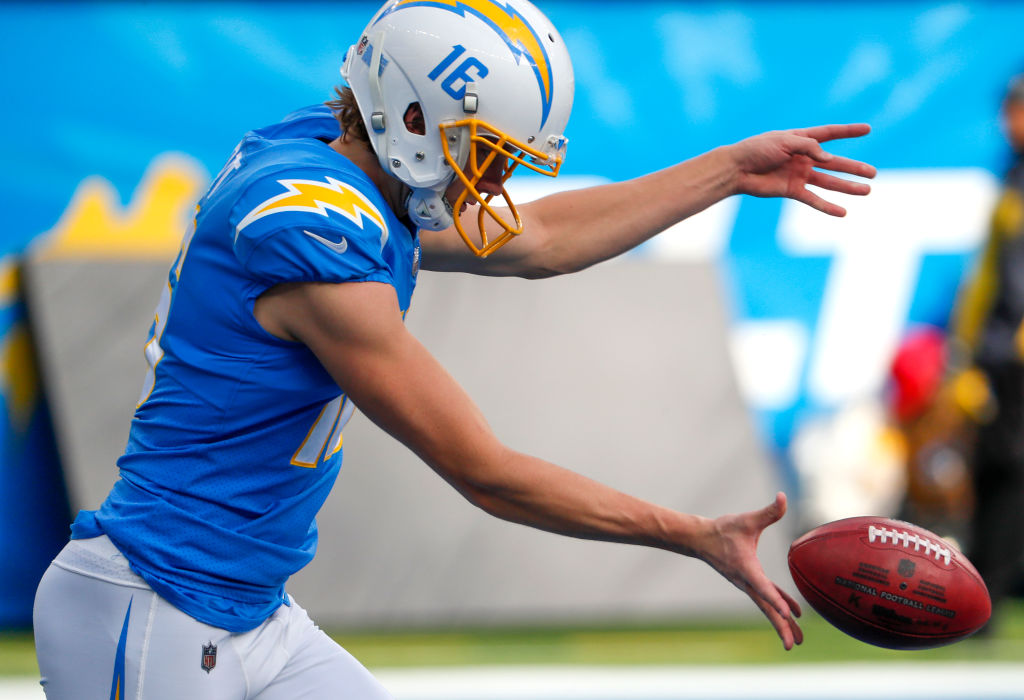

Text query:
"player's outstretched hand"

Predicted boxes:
[[695, 492, 804, 650], [727, 124, 876, 217]]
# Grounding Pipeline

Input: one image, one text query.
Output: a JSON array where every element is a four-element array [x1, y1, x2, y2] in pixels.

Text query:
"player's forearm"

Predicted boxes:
[[282, 280, 717, 558], [513, 146, 738, 277], [454, 447, 715, 558]]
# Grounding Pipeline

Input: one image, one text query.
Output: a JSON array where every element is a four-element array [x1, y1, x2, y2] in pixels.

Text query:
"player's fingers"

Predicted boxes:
[[767, 589, 803, 648], [754, 491, 787, 529], [786, 135, 834, 164], [749, 584, 798, 650], [794, 188, 847, 217], [778, 585, 803, 618], [807, 170, 872, 196], [749, 593, 789, 644], [788, 611, 804, 646], [793, 123, 872, 144], [815, 154, 877, 179], [744, 562, 794, 622]]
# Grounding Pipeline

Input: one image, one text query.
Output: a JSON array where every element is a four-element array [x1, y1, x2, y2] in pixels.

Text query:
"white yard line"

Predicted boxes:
[[4, 663, 1024, 700], [377, 663, 1024, 700]]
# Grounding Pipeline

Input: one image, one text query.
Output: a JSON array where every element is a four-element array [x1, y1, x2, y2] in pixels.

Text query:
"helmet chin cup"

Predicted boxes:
[[406, 188, 454, 231]]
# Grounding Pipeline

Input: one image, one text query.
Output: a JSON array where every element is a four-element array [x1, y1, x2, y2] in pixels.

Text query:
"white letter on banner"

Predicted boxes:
[[777, 168, 996, 407]]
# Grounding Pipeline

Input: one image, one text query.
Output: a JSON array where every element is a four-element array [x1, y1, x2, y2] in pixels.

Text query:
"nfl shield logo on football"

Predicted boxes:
[[898, 558, 916, 578], [201, 641, 217, 673]]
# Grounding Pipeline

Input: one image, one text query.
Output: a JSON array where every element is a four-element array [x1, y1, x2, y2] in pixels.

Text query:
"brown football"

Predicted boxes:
[[788, 516, 991, 649]]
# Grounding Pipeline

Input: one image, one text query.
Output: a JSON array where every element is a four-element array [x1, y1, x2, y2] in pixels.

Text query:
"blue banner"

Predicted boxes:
[[3, 0, 1024, 623]]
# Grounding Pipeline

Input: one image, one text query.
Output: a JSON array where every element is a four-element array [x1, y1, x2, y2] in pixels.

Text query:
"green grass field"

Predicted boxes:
[[4, 600, 1022, 677]]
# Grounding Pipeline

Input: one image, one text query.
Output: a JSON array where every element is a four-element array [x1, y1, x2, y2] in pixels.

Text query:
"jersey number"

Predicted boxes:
[[137, 208, 198, 407], [291, 395, 354, 468]]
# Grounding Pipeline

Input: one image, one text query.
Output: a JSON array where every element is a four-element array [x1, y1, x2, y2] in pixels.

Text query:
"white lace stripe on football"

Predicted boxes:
[[867, 524, 951, 565]]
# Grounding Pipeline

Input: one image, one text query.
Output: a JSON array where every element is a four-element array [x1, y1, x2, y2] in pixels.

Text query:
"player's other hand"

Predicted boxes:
[[727, 124, 876, 217], [695, 492, 804, 650]]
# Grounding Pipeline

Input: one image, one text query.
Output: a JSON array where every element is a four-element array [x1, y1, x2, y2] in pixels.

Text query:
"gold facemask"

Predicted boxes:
[[440, 118, 566, 257]]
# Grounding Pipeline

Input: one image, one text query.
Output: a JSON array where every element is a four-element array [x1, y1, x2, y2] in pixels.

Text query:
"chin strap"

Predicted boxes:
[[406, 187, 454, 231]]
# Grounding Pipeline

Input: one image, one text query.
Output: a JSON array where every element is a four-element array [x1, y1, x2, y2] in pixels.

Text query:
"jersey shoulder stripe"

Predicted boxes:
[[236, 174, 388, 249], [226, 161, 401, 288]]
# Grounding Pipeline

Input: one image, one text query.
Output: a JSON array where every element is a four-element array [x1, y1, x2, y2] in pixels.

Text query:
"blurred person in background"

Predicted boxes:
[[31, 1, 875, 697], [947, 72, 1024, 632], [888, 325, 977, 545]]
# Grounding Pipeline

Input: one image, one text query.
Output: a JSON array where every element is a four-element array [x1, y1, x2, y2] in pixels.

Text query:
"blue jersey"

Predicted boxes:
[[72, 105, 420, 633]]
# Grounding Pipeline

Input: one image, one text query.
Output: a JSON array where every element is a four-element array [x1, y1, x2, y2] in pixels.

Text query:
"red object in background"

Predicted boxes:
[[889, 327, 947, 422], [788, 516, 990, 649]]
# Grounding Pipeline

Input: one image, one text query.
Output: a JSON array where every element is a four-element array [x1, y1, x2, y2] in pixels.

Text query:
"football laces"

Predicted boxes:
[[867, 524, 951, 565]]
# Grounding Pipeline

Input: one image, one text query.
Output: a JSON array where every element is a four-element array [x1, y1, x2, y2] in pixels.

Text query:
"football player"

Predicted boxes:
[[33, 0, 875, 697]]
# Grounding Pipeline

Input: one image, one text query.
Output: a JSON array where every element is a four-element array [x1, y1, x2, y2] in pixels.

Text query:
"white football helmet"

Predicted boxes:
[[341, 0, 574, 257]]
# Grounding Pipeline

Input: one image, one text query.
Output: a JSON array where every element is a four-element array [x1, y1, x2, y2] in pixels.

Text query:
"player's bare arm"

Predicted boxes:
[[255, 280, 803, 650], [420, 124, 875, 278]]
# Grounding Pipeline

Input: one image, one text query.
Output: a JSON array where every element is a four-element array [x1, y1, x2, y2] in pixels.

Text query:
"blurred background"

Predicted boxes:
[[3, 0, 1024, 696]]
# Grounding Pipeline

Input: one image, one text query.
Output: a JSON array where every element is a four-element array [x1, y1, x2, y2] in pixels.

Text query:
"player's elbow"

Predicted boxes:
[[457, 476, 531, 523], [435, 445, 526, 514], [511, 217, 589, 279], [514, 262, 563, 280], [515, 251, 595, 280], [455, 479, 509, 513]]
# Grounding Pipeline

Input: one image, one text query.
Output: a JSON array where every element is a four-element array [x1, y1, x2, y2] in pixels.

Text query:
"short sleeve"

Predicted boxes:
[[230, 169, 394, 287], [236, 221, 392, 287]]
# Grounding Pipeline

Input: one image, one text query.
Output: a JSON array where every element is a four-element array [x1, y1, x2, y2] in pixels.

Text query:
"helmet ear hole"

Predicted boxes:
[[403, 102, 425, 135]]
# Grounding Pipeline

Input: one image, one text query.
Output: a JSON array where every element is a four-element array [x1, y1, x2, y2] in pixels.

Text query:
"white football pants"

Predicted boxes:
[[33, 535, 394, 699]]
